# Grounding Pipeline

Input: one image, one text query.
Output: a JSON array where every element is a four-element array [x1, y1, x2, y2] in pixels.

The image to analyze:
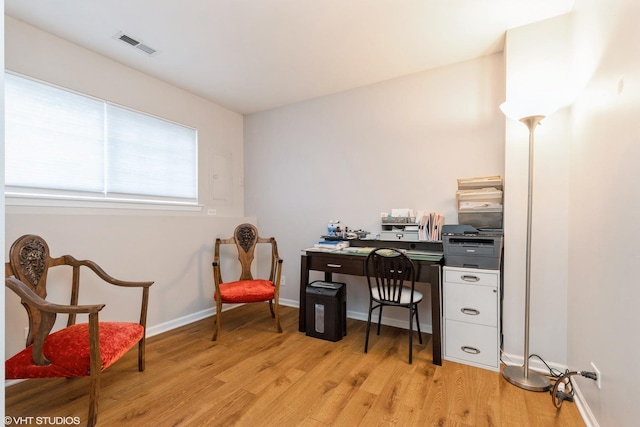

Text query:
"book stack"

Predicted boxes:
[[313, 240, 350, 251]]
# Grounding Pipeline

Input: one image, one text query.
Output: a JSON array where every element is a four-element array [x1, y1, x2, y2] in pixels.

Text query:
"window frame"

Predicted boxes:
[[4, 71, 201, 212]]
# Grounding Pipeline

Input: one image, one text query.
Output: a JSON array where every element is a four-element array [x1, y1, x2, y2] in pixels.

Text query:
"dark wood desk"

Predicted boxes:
[[298, 240, 443, 366]]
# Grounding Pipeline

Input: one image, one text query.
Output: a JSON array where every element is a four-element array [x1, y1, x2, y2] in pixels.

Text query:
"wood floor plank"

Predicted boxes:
[[5, 304, 585, 426], [331, 388, 378, 427]]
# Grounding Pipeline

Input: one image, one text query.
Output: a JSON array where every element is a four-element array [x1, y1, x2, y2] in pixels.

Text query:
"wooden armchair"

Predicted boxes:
[[4, 234, 154, 427], [212, 223, 283, 340]]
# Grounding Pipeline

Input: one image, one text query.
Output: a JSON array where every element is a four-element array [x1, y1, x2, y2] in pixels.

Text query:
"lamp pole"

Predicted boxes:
[[502, 115, 551, 392]]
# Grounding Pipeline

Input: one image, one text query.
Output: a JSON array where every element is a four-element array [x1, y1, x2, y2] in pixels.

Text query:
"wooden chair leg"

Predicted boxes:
[[274, 300, 282, 333], [138, 337, 146, 371], [87, 313, 101, 426], [212, 299, 222, 341], [268, 300, 275, 317], [87, 371, 99, 427]]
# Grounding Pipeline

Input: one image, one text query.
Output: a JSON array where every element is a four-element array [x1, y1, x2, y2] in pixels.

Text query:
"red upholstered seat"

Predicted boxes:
[[215, 279, 275, 303], [5, 322, 144, 379]]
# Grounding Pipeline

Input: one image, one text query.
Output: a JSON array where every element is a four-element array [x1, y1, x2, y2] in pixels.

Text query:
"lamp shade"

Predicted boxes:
[[499, 100, 556, 122]]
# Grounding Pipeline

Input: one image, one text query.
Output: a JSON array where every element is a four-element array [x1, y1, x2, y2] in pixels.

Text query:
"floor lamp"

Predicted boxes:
[[501, 112, 552, 392]]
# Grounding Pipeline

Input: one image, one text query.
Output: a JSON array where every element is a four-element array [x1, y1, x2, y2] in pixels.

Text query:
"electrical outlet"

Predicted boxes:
[[281, 275, 286, 287], [207, 209, 217, 216], [591, 362, 601, 389]]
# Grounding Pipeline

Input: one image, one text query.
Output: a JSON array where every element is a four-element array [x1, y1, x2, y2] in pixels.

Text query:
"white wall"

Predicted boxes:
[[4, 17, 249, 359], [568, 0, 640, 425], [244, 53, 505, 330], [504, 3, 640, 425]]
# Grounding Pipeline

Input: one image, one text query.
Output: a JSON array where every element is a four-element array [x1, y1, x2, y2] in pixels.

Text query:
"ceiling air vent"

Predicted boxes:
[[114, 32, 157, 56], [136, 43, 157, 55]]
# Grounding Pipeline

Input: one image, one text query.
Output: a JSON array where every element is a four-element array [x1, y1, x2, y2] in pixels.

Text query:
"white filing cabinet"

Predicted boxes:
[[443, 266, 501, 371]]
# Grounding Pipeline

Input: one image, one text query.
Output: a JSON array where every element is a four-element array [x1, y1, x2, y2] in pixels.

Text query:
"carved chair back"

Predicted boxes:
[[214, 223, 280, 283], [7, 235, 67, 346]]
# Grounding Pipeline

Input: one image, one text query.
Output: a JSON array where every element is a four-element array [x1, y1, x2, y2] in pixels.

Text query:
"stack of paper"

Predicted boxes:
[[456, 176, 503, 229], [418, 212, 445, 241], [314, 240, 350, 250]]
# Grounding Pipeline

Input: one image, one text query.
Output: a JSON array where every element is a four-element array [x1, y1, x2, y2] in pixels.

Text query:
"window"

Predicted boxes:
[[5, 72, 198, 206]]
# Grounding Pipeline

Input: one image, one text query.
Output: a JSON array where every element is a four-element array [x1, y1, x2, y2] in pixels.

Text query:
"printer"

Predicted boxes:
[[442, 225, 503, 270]]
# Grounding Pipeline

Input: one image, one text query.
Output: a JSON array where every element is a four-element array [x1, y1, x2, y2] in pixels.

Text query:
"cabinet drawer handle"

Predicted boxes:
[[461, 346, 481, 355], [395, 233, 404, 239], [327, 263, 342, 268], [460, 307, 480, 316], [461, 275, 480, 282]]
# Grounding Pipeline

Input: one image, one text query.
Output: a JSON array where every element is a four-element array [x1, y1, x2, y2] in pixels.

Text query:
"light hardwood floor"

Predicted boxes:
[[5, 304, 585, 426]]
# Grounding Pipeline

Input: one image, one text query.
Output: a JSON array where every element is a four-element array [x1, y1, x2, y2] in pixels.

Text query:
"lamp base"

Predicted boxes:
[[503, 365, 551, 392]]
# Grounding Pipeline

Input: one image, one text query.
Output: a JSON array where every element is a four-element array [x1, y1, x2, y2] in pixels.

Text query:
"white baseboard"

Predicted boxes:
[[572, 380, 600, 427], [346, 309, 434, 335], [146, 307, 215, 338], [279, 298, 299, 309], [147, 298, 301, 338], [500, 350, 567, 374]]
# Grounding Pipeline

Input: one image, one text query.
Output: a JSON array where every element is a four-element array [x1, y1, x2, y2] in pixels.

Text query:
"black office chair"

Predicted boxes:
[[364, 247, 423, 364]]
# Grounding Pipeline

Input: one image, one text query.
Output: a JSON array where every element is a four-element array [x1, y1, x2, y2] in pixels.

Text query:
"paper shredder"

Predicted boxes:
[[305, 281, 347, 342]]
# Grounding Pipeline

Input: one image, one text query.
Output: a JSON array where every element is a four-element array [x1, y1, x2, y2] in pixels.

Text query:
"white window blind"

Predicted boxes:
[[5, 72, 198, 205]]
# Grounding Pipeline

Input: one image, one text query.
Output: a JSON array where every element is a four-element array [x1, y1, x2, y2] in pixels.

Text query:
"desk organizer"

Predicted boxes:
[[456, 176, 503, 229], [380, 216, 419, 241]]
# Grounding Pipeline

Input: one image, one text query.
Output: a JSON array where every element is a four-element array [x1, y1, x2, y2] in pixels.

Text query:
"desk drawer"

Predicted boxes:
[[308, 255, 364, 276], [380, 231, 420, 241]]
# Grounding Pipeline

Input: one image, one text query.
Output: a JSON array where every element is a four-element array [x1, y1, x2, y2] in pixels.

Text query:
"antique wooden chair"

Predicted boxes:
[[364, 247, 423, 364], [212, 223, 283, 340], [4, 234, 154, 427]]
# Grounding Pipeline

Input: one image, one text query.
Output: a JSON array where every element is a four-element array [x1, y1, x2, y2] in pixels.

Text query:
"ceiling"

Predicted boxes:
[[5, 0, 574, 115]]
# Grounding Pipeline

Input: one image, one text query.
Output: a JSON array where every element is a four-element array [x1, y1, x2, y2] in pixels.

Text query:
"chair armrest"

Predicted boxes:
[[6, 277, 104, 366], [58, 255, 153, 328], [6, 277, 104, 315], [62, 255, 154, 289], [212, 259, 223, 286]]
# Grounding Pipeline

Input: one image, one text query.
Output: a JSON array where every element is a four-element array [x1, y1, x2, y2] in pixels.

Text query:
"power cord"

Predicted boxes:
[[502, 353, 598, 410], [551, 370, 598, 409], [529, 353, 564, 377]]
